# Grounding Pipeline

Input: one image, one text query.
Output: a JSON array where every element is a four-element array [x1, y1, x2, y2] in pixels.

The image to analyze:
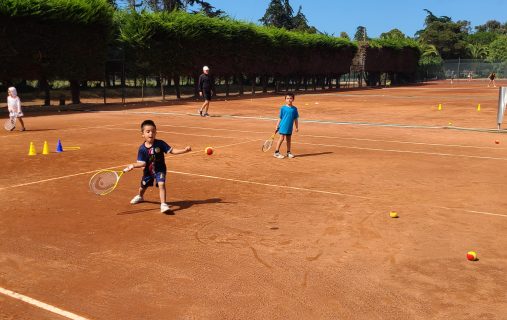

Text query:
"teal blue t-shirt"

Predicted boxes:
[[278, 105, 299, 135]]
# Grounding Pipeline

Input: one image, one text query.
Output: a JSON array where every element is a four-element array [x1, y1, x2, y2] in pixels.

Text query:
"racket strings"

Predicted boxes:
[[89, 171, 119, 195], [4, 118, 15, 131], [262, 139, 273, 152]]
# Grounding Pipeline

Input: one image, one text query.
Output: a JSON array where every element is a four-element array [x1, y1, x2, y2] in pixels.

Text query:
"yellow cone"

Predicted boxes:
[[42, 141, 49, 155], [28, 142, 37, 156], [438, 103, 442, 111], [477, 104, 481, 111]]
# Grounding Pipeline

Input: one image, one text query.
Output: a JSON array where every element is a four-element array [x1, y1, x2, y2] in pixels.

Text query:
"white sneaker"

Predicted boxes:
[[130, 195, 144, 204], [161, 203, 171, 213], [287, 152, 295, 158], [273, 152, 285, 159]]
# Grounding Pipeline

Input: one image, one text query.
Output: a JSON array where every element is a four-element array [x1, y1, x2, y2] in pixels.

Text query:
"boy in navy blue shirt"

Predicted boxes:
[[124, 120, 191, 213], [274, 93, 299, 159]]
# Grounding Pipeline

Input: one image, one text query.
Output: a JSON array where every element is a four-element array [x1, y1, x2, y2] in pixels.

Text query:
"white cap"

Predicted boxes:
[[203, 66, 210, 71]]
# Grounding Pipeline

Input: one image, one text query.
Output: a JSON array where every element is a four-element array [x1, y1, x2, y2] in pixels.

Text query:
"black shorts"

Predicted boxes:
[[203, 90, 212, 101]]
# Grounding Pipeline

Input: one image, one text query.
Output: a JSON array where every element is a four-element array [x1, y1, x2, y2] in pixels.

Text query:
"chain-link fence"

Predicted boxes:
[[443, 59, 507, 79]]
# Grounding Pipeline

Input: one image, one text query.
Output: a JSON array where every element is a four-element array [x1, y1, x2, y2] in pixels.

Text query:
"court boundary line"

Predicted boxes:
[[0, 139, 258, 191], [167, 170, 507, 218], [94, 110, 507, 133], [293, 141, 507, 161], [0, 287, 89, 320], [156, 123, 505, 150], [2, 164, 506, 218]]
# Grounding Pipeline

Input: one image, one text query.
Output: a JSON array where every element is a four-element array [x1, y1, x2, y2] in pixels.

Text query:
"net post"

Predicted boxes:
[[497, 87, 507, 130]]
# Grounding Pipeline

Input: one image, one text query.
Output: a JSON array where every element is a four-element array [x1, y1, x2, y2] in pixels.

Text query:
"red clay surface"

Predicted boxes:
[[2, 80, 507, 319]]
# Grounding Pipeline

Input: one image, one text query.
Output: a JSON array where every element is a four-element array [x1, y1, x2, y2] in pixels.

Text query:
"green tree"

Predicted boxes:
[[260, 0, 291, 29], [292, 6, 317, 33], [380, 28, 406, 40], [475, 20, 507, 34], [487, 35, 507, 62], [467, 43, 488, 59], [354, 26, 367, 41], [260, 0, 316, 32], [340, 32, 350, 40], [416, 10, 470, 59]]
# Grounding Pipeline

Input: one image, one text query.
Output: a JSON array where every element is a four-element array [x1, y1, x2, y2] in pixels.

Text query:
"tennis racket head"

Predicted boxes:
[[89, 170, 124, 195], [261, 134, 275, 152], [4, 117, 16, 131]]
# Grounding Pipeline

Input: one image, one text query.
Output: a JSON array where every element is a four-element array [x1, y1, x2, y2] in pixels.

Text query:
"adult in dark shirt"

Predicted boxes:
[[198, 66, 215, 117]]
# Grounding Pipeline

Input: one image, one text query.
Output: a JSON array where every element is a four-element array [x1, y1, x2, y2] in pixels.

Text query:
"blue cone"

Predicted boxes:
[[56, 139, 63, 152]]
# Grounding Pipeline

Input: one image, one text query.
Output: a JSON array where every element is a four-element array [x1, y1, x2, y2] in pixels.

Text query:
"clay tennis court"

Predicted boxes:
[[2, 80, 507, 319]]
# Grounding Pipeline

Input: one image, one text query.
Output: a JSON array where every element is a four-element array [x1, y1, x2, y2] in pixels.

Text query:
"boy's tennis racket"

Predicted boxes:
[[89, 169, 127, 195], [4, 116, 16, 131], [262, 133, 276, 152]]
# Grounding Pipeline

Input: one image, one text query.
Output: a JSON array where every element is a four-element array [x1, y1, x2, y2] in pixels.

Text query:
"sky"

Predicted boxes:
[[208, 0, 507, 38]]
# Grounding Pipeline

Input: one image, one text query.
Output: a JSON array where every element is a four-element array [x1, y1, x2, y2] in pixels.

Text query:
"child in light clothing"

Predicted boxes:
[[7, 87, 26, 131], [274, 93, 299, 159]]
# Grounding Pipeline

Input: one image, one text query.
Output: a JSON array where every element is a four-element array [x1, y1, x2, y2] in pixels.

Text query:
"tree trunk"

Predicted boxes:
[[238, 74, 244, 95], [69, 80, 81, 104], [160, 73, 165, 101], [251, 76, 256, 95], [262, 76, 268, 93], [193, 74, 200, 98], [225, 76, 230, 97], [39, 78, 51, 106], [174, 75, 181, 99]]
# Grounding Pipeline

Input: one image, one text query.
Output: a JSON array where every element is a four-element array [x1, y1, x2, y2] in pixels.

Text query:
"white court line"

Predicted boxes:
[[2, 154, 507, 218], [293, 141, 507, 161], [0, 287, 89, 320], [158, 124, 505, 150], [166, 170, 507, 218], [98, 109, 503, 133], [104, 127, 239, 139], [0, 139, 258, 191], [0, 124, 125, 139]]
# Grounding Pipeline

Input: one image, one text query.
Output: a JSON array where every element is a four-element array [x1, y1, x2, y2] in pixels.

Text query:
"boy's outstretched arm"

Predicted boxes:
[[295, 118, 299, 132], [170, 146, 192, 155], [124, 161, 146, 172]]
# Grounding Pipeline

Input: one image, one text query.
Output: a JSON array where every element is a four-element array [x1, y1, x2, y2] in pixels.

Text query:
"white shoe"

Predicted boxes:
[[161, 203, 171, 213], [273, 152, 285, 159], [130, 195, 144, 204], [287, 152, 295, 158]]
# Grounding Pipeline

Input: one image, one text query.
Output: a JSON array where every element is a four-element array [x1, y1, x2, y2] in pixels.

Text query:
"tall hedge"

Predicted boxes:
[[116, 11, 357, 79], [0, 0, 114, 81]]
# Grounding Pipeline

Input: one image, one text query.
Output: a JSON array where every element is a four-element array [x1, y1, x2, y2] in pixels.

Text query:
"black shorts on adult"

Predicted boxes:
[[203, 90, 212, 101]]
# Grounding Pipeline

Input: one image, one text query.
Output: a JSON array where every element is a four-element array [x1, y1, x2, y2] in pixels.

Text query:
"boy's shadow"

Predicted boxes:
[[295, 151, 333, 158], [117, 198, 227, 216]]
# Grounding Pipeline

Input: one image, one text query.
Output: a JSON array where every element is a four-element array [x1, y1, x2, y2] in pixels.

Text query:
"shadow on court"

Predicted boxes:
[[116, 198, 227, 215], [295, 151, 333, 158]]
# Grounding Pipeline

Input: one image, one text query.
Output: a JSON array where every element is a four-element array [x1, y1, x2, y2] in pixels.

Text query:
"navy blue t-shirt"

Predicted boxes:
[[137, 139, 172, 176]]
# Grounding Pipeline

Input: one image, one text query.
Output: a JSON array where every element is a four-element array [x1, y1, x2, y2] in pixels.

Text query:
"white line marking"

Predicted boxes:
[[293, 141, 507, 161], [104, 127, 239, 139], [0, 140, 257, 191], [157, 124, 505, 150], [0, 287, 89, 320], [166, 170, 507, 218]]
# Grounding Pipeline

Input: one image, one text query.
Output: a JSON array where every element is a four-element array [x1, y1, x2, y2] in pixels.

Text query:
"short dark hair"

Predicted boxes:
[[285, 93, 295, 99], [141, 119, 156, 131]]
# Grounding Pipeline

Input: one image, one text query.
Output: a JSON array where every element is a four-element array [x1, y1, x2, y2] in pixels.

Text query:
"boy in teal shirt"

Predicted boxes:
[[274, 93, 299, 159]]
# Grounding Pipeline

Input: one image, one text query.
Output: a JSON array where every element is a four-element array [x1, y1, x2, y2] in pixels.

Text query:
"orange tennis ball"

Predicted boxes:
[[466, 251, 477, 261], [205, 147, 213, 155], [495, 140, 500, 144]]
